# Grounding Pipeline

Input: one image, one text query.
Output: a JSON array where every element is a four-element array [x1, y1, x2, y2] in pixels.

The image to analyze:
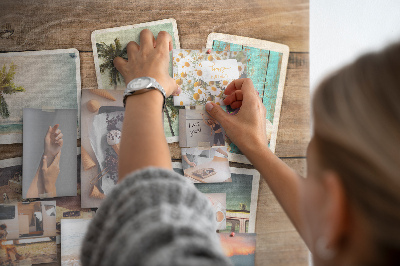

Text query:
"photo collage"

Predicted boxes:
[[0, 18, 288, 266]]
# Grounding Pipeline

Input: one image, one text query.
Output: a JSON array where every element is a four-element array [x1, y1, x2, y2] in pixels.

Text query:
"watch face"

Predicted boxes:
[[131, 77, 151, 90]]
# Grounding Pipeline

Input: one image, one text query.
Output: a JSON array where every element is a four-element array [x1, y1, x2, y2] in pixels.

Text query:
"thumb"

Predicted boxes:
[[205, 102, 231, 127], [42, 156, 48, 171]]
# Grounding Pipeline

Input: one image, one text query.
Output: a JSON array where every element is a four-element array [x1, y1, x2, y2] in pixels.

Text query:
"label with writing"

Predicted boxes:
[[198, 59, 239, 82]]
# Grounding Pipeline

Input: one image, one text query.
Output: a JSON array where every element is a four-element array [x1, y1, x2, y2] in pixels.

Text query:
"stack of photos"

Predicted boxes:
[[0, 202, 57, 265]]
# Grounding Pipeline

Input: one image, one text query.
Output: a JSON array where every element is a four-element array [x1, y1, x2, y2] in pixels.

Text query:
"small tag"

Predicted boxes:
[[198, 59, 239, 82]]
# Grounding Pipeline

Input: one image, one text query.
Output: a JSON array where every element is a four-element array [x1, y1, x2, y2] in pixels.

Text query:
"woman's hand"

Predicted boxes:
[[44, 124, 63, 166], [205, 78, 268, 154], [113, 29, 179, 97], [41, 152, 61, 197]]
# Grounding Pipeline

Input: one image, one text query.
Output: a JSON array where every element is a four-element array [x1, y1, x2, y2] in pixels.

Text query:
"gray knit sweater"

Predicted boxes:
[[81, 167, 232, 266]]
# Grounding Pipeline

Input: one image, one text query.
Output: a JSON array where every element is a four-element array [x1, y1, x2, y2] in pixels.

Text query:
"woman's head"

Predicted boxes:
[[304, 42, 400, 265]]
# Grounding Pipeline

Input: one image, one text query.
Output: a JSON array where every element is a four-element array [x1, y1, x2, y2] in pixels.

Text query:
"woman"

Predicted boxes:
[[201, 113, 225, 146], [81, 30, 400, 265]]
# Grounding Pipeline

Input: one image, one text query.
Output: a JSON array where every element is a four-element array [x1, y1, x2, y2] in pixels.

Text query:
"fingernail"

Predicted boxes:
[[206, 102, 214, 111], [257, 91, 259, 95], [43, 156, 47, 159], [177, 86, 182, 94]]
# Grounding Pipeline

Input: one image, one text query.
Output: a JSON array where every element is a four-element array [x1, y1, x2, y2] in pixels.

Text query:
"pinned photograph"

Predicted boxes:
[[80, 89, 124, 208], [205, 193, 226, 230], [0, 49, 81, 144], [173, 163, 260, 234], [207, 33, 289, 163], [219, 233, 256, 266], [182, 147, 231, 183], [17, 201, 56, 239], [173, 49, 247, 106], [22, 108, 77, 198], [61, 219, 92, 266], [179, 108, 226, 148], [91, 19, 182, 142]]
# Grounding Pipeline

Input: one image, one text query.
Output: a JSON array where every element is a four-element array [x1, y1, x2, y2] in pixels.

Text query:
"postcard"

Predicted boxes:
[[80, 89, 124, 208], [173, 163, 260, 233], [206, 33, 289, 163], [0, 49, 81, 144], [22, 108, 77, 199], [91, 18, 180, 90], [91, 19, 182, 142], [173, 49, 247, 106], [0, 157, 23, 203], [17, 201, 56, 239], [61, 219, 92, 266], [205, 193, 226, 230], [220, 233, 256, 266], [182, 147, 231, 183], [179, 108, 227, 148]]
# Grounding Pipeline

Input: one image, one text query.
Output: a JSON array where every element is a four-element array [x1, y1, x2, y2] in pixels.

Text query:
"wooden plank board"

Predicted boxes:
[[255, 158, 308, 265], [0, 0, 309, 52]]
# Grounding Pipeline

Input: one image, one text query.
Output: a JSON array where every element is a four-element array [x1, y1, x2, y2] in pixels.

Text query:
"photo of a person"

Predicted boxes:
[[0, 224, 24, 263], [201, 113, 225, 146], [26, 124, 63, 198]]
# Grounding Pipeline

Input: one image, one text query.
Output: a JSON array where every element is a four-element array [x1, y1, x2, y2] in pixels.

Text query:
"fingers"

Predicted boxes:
[[223, 90, 243, 107], [113, 57, 128, 72], [155, 31, 172, 53], [51, 124, 59, 133], [171, 85, 182, 96], [139, 29, 155, 53], [205, 102, 232, 127], [224, 78, 257, 97], [55, 133, 63, 141], [57, 139, 63, 147]]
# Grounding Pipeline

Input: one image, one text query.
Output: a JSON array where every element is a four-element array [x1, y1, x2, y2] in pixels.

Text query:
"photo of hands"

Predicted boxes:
[[22, 108, 77, 198]]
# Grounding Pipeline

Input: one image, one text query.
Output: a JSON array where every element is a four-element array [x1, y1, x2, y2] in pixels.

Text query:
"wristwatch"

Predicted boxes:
[[123, 77, 166, 110]]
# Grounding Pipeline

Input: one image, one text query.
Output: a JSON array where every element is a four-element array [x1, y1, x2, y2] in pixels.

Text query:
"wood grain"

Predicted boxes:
[[256, 158, 309, 265], [0, 1, 310, 265], [0, 0, 309, 52]]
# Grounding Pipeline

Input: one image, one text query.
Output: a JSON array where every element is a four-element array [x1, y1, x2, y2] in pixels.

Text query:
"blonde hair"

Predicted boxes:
[[312, 43, 400, 264]]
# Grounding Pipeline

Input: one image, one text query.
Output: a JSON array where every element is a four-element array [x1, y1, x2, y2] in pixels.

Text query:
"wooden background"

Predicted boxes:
[[0, 0, 310, 265]]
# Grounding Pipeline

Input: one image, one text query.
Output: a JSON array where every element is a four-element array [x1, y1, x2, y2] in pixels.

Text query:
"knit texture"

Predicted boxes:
[[81, 167, 232, 266]]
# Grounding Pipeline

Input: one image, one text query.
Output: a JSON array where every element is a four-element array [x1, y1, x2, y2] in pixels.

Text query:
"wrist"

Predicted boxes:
[[125, 90, 164, 110]]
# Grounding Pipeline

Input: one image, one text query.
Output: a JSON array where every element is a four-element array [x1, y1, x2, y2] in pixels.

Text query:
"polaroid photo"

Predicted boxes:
[[205, 193, 227, 230], [61, 218, 92, 265], [179, 107, 227, 148], [91, 19, 182, 142], [22, 108, 77, 198], [182, 146, 231, 183], [80, 89, 124, 208], [172, 162, 260, 233], [219, 233, 256, 266], [173, 49, 247, 106], [206, 33, 290, 163], [0, 236, 57, 264], [0, 49, 81, 144]]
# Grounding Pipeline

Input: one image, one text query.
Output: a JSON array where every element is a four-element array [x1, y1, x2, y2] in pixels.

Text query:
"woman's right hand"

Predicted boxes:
[[205, 78, 268, 154]]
